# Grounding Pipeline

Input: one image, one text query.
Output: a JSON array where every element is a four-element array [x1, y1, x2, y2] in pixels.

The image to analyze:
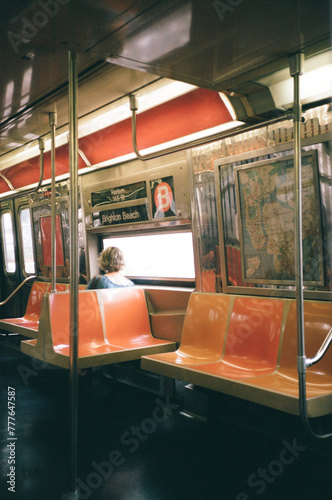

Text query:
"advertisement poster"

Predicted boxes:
[[150, 176, 176, 219]]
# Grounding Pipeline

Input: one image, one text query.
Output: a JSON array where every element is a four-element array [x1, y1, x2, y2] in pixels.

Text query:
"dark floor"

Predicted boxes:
[[1, 343, 332, 500]]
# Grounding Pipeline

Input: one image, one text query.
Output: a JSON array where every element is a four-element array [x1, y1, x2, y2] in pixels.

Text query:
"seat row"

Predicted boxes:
[[0, 282, 86, 337], [20, 287, 176, 369], [1, 282, 331, 418], [141, 292, 332, 418]]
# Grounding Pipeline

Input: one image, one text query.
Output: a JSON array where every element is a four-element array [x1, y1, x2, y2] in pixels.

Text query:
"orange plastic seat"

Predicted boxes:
[[240, 300, 332, 417], [0, 282, 50, 337], [141, 293, 230, 380], [21, 288, 176, 369], [54, 283, 69, 292], [99, 287, 176, 356], [42, 291, 125, 368], [190, 296, 284, 379]]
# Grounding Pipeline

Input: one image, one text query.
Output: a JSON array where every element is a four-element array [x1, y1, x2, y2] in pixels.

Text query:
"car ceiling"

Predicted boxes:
[[0, 0, 331, 159]]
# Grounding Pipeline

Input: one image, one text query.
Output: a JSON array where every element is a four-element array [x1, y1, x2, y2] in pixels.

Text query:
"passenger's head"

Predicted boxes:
[[98, 247, 125, 273]]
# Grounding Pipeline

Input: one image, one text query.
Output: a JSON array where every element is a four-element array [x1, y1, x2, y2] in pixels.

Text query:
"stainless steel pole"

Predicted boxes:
[[291, 53, 332, 439], [68, 50, 79, 500], [49, 112, 57, 293], [290, 52, 306, 417]]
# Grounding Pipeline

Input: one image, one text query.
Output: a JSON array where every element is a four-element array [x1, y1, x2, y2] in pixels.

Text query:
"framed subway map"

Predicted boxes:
[[234, 151, 324, 285]]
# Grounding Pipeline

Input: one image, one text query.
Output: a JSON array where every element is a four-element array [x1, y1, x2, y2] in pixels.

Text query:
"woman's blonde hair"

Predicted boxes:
[[97, 247, 125, 273]]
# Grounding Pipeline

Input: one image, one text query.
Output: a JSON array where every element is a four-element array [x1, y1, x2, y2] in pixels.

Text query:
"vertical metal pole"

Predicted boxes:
[[68, 50, 79, 500], [290, 53, 307, 415], [49, 112, 57, 294], [290, 55, 332, 440]]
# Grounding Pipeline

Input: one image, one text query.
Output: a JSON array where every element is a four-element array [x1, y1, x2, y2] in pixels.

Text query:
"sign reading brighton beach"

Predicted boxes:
[[90, 176, 177, 227], [99, 205, 149, 226]]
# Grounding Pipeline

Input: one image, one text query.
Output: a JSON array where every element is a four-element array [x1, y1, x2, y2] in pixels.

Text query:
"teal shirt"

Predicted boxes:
[[86, 275, 134, 289]]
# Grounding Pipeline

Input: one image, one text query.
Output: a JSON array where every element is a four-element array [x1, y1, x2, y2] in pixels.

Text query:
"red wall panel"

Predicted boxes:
[[0, 88, 232, 193]]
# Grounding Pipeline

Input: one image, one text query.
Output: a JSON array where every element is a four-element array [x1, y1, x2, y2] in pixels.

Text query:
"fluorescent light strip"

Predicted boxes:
[[0, 119, 245, 189], [77, 80, 197, 139], [0, 80, 196, 170], [257, 50, 332, 109], [0, 81, 240, 172], [87, 120, 244, 172], [219, 93, 237, 120], [136, 121, 244, 155]]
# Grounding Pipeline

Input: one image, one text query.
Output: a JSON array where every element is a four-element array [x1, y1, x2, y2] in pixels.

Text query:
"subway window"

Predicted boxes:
[[20, 208, 36, 274], [103, 232, 195, 280], [1, 211, 16, 273]]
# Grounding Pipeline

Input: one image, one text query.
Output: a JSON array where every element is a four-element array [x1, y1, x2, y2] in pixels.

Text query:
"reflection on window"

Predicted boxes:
[[1, 212, 16, 273], [3, 80, 14, 118], [20, 208, 35, 274], [103, 232, 195, 279], [40, 215, 64, 266]]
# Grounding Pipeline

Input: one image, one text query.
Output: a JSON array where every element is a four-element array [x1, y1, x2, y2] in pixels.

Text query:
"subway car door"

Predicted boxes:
[[29, 182, 71, 283], [14, 195, 37, 316], [0, 199, 21, 319]]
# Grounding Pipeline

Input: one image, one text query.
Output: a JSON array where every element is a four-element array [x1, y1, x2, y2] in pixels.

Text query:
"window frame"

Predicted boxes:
[[1, 210, 17, 275], [18, 206, 36, 276], [102, 230, 196, 287]]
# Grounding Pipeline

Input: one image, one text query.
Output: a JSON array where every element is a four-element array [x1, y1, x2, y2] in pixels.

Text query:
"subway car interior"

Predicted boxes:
[[0, 1, 332, 499]]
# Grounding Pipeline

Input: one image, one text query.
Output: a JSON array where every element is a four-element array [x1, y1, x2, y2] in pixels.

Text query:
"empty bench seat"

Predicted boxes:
[[0, 282, 86, 338], [21, 288, 176, 369], [141, 293, 231, 381], [141, 293, 285, 381], [99, 288, 177, 352], [234, 300, 332, 417], [142, 293, 332, 417], [0, 282, 51, 337], [186, 295, 285, 379]]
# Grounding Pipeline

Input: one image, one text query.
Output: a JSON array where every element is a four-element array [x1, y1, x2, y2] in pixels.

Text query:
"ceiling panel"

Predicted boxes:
[[0, 0, 331, 159]]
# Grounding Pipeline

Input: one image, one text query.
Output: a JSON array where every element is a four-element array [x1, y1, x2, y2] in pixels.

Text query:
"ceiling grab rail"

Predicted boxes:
[[0, 172, 15, 191], [32, 137, 45, 193], [291, 52, 332, 439], [129, 94, 294, 161], [0, 138, 45, 199], [49, 112, 57, 294], [0, 275, 37, 307]]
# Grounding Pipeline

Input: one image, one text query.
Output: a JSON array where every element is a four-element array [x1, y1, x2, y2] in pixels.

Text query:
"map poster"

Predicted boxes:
[[235, 152, 324, 285]]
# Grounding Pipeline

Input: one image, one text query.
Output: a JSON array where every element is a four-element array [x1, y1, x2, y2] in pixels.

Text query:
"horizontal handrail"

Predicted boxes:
[[0, 275, 36, 307], [129, 94, 293, 161], [306, 328, 332, 368]]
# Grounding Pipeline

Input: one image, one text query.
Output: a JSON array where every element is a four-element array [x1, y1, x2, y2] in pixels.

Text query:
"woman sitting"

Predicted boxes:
[[87, 246, 134, 289]]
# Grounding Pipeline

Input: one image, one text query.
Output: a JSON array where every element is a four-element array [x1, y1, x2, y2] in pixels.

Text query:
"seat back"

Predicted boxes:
[[179, 293, 230, 355], [280, 300, 332, 375], [55, 283, 69, 292], [48, 291, 105, 349], [99, 288, 151, 345], [24, 282, 51, 319], [224, 296, 284, 366]]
